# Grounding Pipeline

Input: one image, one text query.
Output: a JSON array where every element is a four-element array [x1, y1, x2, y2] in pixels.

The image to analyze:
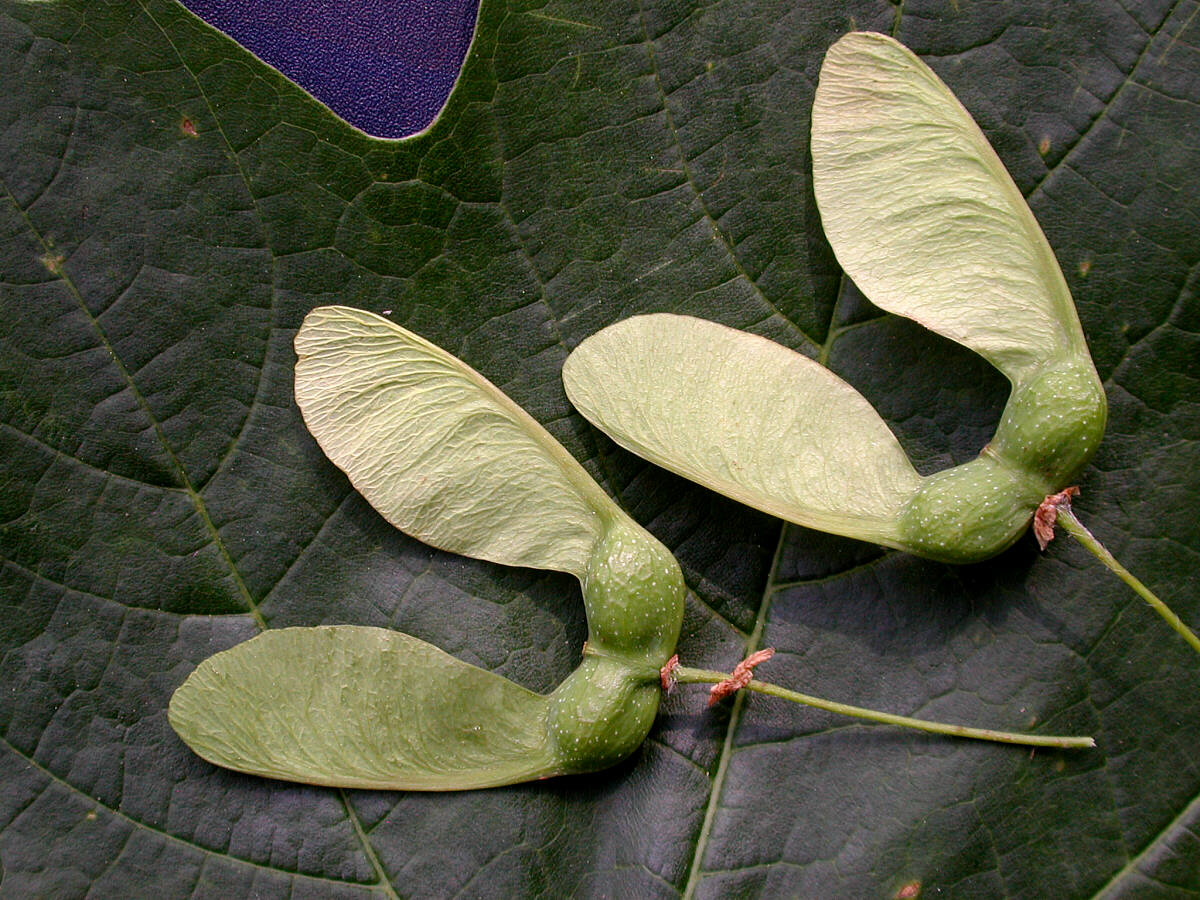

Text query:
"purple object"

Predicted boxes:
[[182, 0, 479, 139]]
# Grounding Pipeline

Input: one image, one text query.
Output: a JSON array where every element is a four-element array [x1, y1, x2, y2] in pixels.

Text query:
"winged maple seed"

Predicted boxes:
[[170, 305, 1094, 791], [563, 31, 1199, 657]]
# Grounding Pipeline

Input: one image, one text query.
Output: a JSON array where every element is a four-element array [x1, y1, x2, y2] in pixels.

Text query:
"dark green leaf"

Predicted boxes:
[[2, 0, 1198, 897]]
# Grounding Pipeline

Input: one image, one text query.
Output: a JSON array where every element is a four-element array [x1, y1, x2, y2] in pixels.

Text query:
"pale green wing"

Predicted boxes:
[[562, 314, 921, 546], [169, 626, 561, 790], [812, 31, 1090, 381], [295, 306, 619, 579]]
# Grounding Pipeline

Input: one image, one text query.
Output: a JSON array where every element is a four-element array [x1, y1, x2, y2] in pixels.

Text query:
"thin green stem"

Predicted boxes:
[[1056, 507, 1200, 655], [672, 666, 1095, 749]]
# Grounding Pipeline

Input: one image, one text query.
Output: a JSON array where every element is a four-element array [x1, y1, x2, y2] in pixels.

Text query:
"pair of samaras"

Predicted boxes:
[[168, 32, 1106, 792]]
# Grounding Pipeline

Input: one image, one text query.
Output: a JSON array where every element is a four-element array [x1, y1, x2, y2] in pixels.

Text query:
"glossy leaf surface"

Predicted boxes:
[[169, 625, 560, 789], [2, 1, 1199, 897], [564, 313, 920, 545]]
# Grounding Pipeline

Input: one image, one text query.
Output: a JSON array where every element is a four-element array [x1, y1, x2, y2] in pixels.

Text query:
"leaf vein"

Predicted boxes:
[[0, 739, 383, 894], [16, 104, 80, 213], [258, 490, 355, 608], [0, 420, 182, 494], [0, 175, 267, 632], [679, 520, 789, 899], [135, 0, 278, 500], [1027, 0, 1187, 204], [633, 0, 818, 349], [1090, 791, 1200, 898]]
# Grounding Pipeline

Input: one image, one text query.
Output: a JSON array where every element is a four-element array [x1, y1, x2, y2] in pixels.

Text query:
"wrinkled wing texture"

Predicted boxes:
[[812, 31, 1088, 380], [563, 314, 921, 545], [168, 627, 561, 790], [295, 306, 614, 578]]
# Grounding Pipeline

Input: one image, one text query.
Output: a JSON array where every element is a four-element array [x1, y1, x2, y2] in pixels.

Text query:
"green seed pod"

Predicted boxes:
[[547, 655, 661, 773], [900, 358, 1106, 563], [563, 33, 1113, 570], [899, 457, 1048, 564], [582, 516, 685, 665], [171, 307, 691, 791], [989, 357, 1107, 485]]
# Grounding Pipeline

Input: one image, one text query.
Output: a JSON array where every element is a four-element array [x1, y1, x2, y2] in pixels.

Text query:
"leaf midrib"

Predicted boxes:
[[670, 3, 1194, 891]]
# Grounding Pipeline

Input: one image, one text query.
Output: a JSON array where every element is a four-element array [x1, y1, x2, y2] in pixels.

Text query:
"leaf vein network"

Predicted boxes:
[[135, 0, 278, 501], [633, 0, 818, 350], [1026, 0, 1187, 204], [0, 738, 382, 894]]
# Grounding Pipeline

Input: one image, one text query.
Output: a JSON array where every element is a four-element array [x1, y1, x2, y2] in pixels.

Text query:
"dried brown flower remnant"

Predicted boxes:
[[708, 648, 775, 706], [660, 654, 679, 692], [1034, 486, 1080, 550]]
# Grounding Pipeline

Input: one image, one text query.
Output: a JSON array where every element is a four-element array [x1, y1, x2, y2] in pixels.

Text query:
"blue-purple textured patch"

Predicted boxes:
[[181, 0, 479, 139]]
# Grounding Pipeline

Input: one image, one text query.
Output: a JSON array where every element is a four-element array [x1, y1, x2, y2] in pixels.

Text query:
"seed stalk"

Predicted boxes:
[[670, 661, 1094, 750]]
